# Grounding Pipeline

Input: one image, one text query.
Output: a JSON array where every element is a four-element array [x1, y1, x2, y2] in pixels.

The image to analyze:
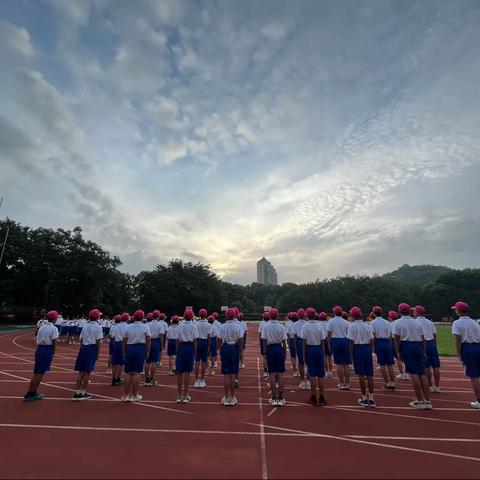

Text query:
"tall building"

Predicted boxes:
[[257, 257, 278, 286]]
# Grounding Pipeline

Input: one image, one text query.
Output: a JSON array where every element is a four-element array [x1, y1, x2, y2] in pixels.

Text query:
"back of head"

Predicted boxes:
[[398, 303, 411, 316], [306, 307, 316, 319], [226, 308, 236, 320], [133, 310, 145, 321], [89, 309, 101, 321], [332, 306, 343, 316], [269, 308, 279, 320], [297, 308, 306, 319], [152, 309, 161, 319], [46, 310, 59, 321], [184, 310, 194, 320], [199, 308, 207, 318], [350, 306, 363, 319]]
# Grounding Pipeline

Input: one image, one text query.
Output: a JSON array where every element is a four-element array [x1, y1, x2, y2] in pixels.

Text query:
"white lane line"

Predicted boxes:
[[267, 408, 278, 417], [256, 357, 268, 480], [346, 435, 480, 442]]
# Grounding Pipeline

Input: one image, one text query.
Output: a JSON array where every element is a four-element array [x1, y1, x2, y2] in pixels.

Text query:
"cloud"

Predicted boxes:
[[0, 21, 34, 57]]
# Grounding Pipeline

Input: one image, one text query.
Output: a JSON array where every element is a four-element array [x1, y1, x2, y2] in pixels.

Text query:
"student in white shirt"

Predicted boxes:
[[24, 311, 59, 402], [392, 303, 432, 410], [208, 315, 220, 375], [327, 306, 352, 390], [167, 316, 180, 375], [347, 307, 376, 407], [122, 310, 151, 402], [194, 309, 212, 388], [156, 311, 169, 365], [73, 309, 104, 401], [318, 311, 333, 378], [111, 313, 129, 386], [294, 308, 309, 389], [145, 312, 162, 387], [259, 312, 270, 377], [451, 301, 480, 409], [286, 312, 299, 377], [108, 315, 120, 375]]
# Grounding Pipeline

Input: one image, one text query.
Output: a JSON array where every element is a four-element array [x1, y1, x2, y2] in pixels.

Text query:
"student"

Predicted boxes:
[[370, 306, 396, 390], [157, 311, 169, 366], [413, 305, 441, 393], [327, 306, 352, 390], [34, 313, 48, 341], [451, 301, 480, 409], [54, 314, 64, 336], [167, 315, 180, 375], [347, 307, 376, 407], [24, 310, 59, 402], [218, 307, 244, 406], [261, 308, 287, 406], [108, 315, 121, 377], [212, 312, 221, 368], [388, 310, 408, 379], [259, 312, 270, 378], [73, 309, 103, 401], [286, 312, 299, 377], [294, 308, 309, 389], [195, 308, 212, 388], [145, 311, 163, 387], [238, 312, 247, 368], [176, 310, 198, 403], [392, 303, 432, 409], [318, 311, 333, 378], [207, 315, 219, 375], [122, 310, 151, 402], [111, 313, 129, 386], [300, 307, 327, 406]]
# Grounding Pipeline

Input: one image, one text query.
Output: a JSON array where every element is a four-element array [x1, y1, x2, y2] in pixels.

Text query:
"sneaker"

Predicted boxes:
[[299, 381, 308, 390], [403, 373, 411, 380], [72, 393, 83, 402], [409, 400, 424, 409], [144, 380, 151, 387], [318, 396, 327, 406], [82, 393, 92, 400], [433, 386, 441, 393], [169, 369, 175, 376], [200, 379, 206, 388], [240, 363, 245, 368], [176, 395, 184, 403], [421, 401, 433, 410], [183, 395, 191, 403], [23, 392, 44, 402], [271, 397, 279, 406], [325, 371, 333, 378], [396, 373, 404, 379], [368, 399, 376, 408], [194, 380, 200, 388], [429, 386, 435, 392], [221, 396, 228, 405], [337, 383, 345, 389], [210, 370, 216, 376], [358, 398, 369, 407], [231, 396, 238, 405], [470, 401, 480, 409], [106, 369, 112, 374], [307, 395, 318, 406], [344, 383, 351, 390], [130, 394, 143, 402], [263, 372, 269, 378], [277, 397, 285, 406]]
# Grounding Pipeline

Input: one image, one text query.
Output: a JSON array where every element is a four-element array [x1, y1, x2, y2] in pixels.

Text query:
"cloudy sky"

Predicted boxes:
[[1, 0, 480, 284]]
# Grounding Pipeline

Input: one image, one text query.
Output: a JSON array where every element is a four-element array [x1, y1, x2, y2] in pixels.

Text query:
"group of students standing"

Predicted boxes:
[[23, 301, 480, 411]]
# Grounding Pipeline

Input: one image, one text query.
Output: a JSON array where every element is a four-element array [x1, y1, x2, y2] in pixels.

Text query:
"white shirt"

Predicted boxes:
[[300, 321, 325, 345], [113, 322, 128, 341], [214, 319, 222, 331], [327, 316, 350, 338], [293, 319, 306, 337], [54, 317, 64, 326], [219, 320, 244, 344], [158, 320, 168, 335], [392, 316, 424, 342], [347, 320, 374, 345], [416, 316, 436, 341], [124, 321, 151, 344], [286, 321, 296, 336], [148, 320, 164, 339], [209, 322, 220, 336], [452, 317, 480, 344], [196, 319, 212, 339], [370, 317, 392, 339], [177, 321, 198, 342], [258, 320, 268, 334], [36, 323, 59, 345], [167, 324, 180, 340], [80, 321, 103, 346], [78, 318, 87, 328], [261, 320, 287, 345], [37, 319, 48, 328]]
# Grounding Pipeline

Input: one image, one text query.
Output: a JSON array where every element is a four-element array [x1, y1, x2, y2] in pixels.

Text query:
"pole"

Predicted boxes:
[[0, 226, 9, 267]]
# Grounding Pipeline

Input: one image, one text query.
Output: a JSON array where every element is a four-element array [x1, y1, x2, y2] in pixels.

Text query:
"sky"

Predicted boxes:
[[1, 0, 480, 284]]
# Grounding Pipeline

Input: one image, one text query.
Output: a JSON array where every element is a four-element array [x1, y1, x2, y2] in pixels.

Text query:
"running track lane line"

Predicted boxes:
[[256, 356, 268, 480], [346, 435, 480, 442], [245, 423, 480, 464]]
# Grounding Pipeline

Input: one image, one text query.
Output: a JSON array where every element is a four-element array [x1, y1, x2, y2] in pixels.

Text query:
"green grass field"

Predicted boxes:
[[436, 324, 456, 356]]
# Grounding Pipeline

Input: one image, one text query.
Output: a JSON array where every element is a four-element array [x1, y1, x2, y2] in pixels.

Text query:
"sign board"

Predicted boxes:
[[185, 306, 193, 311], [220, 306, 228, 312], [263, 306, 272, 312]]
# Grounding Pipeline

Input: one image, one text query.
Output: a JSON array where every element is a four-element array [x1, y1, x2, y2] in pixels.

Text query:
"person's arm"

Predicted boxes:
[[302, 338, 306, 361], [193, 338, 197, 358], [95, 339, 101, 360], [421, 335, 426, 357], [454, 335, 463, 365], [51, 338, 57, 356], [122, 337, 127, 355], [349, 340, 354, 365], [145, 335, 151, 357], [394, 334, 400, 359]]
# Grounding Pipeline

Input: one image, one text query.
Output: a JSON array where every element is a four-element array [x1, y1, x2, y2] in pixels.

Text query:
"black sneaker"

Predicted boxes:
[[318, 395, 327, 406], [111, 379, 117, 386], [82, 393, 92, 400], [368, 399, 376, 408], [23, 392, 43, 402], [357, 398, 369, 407], [307, 394, 318, 406], [72, 393, 83, 401]]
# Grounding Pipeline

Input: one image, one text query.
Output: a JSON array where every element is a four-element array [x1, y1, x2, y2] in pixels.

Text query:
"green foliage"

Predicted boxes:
[[383, 263, 453, 286]]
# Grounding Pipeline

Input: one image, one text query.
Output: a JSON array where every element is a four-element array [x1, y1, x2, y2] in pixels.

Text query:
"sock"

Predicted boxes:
[[76, 389, 82, 395], [81, 389, 86, 395], [362, 394, 367, 401], [368, 393, 374, 400]]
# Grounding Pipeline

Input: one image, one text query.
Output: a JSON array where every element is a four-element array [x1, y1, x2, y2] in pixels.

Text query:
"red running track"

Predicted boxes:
[[0, 328, 479, 479]]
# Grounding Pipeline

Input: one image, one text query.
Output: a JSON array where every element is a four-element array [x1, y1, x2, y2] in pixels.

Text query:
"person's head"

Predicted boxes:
[[398, 303, 411, 316], [414, 305, 426, 317], [152, 309, 161, 319], [226, 308, 236, 320], [114, 314, 122, 323], [171, 315, 179, 324], [387, 310, 398, 321], [184, 310, 194, 321], [452, 301, 470, 317], [291, 311, 298, 322], [318, 311, 328, 321], [262, 312, 270, 321], [133, 309, 145, 322], [207, 315, 215, 324], [146, 312, 153, 321], [199, 308, 207, 319], [269, 308, 279, 320], [372, 306, 382, 316], [369, 312, 376, 321], [46, 310, 59, 322], [306, 307, 316, 320], [350, 306, 363, 319], [89, 309, 101, 321], [212, 312, 219, 319], [233, 307, 240, 318], [159, 313, 166, 320], [121, 312, 130, 322], [238, 312, 244, 320], [297, 308, 306, 319], [332, 306, 343, 317]]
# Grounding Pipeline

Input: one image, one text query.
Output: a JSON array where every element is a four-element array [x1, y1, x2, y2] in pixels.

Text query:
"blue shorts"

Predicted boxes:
[[306, 345, 325, 378], [34, 345, 54, 374], [296, 338, 305, 365], [375, 338, 395, 366], [196, 338, 209, 362], [266, 344, 286, 374], [75, 344, 97, 373], [221, 343, 240, 375], [76, 327, 82, 336], [209, 336, 218, 357], [331, 338, 352, 365], [167, 338, 177, 356], [400, 341, 426, 375], [147, 338, 161, 363], [288, 337, 297, 358], [111, 341, 124, 366], [176, 343, 194, 373], [124, 343, 146, 373], [102, 327, 108, 336], [425, 340, 440, 369], [108, 337, 114, 355], [461, 343, 480, 378], [60, 326, 68, 336], [353, 344, 374, 376], [260, 336, 265, 355]]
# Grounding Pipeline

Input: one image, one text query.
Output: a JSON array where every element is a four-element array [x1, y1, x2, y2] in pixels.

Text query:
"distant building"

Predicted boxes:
[[257, 257, 278, 286]]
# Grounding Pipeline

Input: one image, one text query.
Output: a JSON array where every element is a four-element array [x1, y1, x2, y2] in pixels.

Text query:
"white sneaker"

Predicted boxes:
[[169, 369, 175, 376], [325, 371, 333, 378], [120, 395, 130, 402], [396, 373, 404, 379], [240, 363, 245, 368], [434, 386, 441, 393], [338, 383, 345, 389], [344, 383, 351, 390], [409, 400, 424, 409], [176, 395, 184, 403], [130, 394, 143, 402], [299, 381, 308, 390], [470, 401, 480, 409], [306, 381, 311, 389], [200, 380, 206, 388], [421, 401, 433, 410], [194, 380, 200, 388], [429, 386, 435, 392], [221, 396, 228, 405], [404, 373, 411, 380], [231, 396, 238, 405], [277, 397, 285, 406], [183, 395, 191, 403]]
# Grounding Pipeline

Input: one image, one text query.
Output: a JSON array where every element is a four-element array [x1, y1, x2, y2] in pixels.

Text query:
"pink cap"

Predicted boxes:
[[212, 312, 219, 318], [238, 312, 244, 320], [171, 315, 179, 323], [297, 308, 306, 318], [226, 308, 236, 320], [341, 311, 349, 319], [184, 310, 194, 320], [452, 301, 470, 312], [159, 313, 166, 320], [319, 311, 328, 320], [199, 308, 207, 318], [333, 306, 343, 315], [291, 312, 298, 320], [114, 314, 122, 322], [262, 312, 270, 320], [388, 311, 398, 320], [121, 312, 130, 321], [350, 306, 363, 318], [152, 310, 161, 318], [398, 303, 411, 315], [133, 310, 145, 320], [207, 315, 214, 322], [46, 310, 59, 320], [89, 309, 101, 320], [372, 306, 382, 315], [306, 307, 316, 318], [233, 307, 240, 317], [269, 308, 279, 319], [146, 312, 153, 320], [414, 305, 426, 315], [287, 312, 293, 319]]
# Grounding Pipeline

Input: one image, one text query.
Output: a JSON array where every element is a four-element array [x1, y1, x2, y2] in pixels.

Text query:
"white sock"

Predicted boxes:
[[362, 394, 367, 400], [368, 393, 374, 400]]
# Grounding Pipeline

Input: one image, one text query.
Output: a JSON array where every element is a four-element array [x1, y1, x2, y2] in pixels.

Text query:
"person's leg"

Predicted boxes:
[[28, 373, 43, 393], [195, 360, 200, 382], [75, 372, 85, 390], [291, 355, 297, 374], [433, 367, 441, 389], [200, 361, 207, 381], [132, 373, 140, 396], [318, 378, 325, 401], [150, 363, 156, 384], [269, 373, 278, 399], [367, 376, 374, 393], [419, 374, 431, 402], [223, 375, 229, 398], [387, 364, 396, 383], [169, 355, 174, 372], [177, 373, 184, 397], [359, 375, 366, 396], [471, 377, 480, 400], [426, 366, 433, 387], [277, 373, 284, 400], [309, 376, 318, 400], [380, 365, 389, 384], [397, 358, 405, 375], [81, 373, 90, 391], [184, 372, 190, 397], [410, 374, 424, 401], [229, 374, 235, 397]]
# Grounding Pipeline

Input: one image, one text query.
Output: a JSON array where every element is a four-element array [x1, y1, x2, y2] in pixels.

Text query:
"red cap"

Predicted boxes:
[[341, 311, 349, 319], [297, 308, 306, 318], [121, 312, 130, 321], [133, 310, 145, 320], [146, 312, 153, 320], [333, 306, 343, 315], [319, 311, 328, 320], [207, 315, 214, 322], [226, 308, 236, 320], [414, 305, 426, 315], [46, 310, 59, 320], [350, 306, 363, 318], [306, 307, 316, 318], [233, 307, 240, 317], [398, 303, 411, 315], [262, 312, 270, 320], [114, 314, 122, 322], [452, 301, 469, 312], [212, 312, 219, 318], [152, 310, 161, 318], [287, 312, 293, 319], [199, 308, 207, 318], [184, 310, 194, 320], [159, 313, 166, 320], [89, 309, 101, 320], [269, 308, 279, 319], [172, 315, 179, 323], [238, 312, 244, 320], [388, 311, 398, 320], [372, 306, 382, 315]]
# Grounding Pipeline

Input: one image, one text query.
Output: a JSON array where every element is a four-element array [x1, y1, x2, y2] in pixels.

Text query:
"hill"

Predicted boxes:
[[383, 264, 454, 286]]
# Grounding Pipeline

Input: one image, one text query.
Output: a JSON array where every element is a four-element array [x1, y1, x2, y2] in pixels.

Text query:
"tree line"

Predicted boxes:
[[0, 220, 478, 322]]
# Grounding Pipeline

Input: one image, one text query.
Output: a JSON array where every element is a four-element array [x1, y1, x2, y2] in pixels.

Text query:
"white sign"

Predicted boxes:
[[220, 306, 228, 312], [263, 306, 271, 312], [185, 306, 193, 311]]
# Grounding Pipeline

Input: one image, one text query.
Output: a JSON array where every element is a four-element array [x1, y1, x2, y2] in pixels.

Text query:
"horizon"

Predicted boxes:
[[1, 0, 480, 284]]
